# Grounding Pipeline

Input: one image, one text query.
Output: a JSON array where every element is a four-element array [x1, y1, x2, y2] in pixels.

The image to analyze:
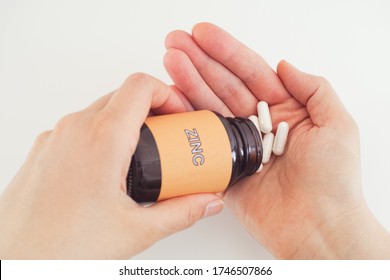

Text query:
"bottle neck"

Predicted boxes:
[[216, 114, 263, 185]]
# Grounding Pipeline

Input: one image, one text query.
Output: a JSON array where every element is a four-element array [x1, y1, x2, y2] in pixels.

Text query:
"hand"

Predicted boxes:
[[163, 23, 390, 259], [0, 73, 224, 259]]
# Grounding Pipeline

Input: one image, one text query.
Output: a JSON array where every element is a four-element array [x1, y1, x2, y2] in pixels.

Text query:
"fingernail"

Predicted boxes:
[[204, 200, 224, 218]]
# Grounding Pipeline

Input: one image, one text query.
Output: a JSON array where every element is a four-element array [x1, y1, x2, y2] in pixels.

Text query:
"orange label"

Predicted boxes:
[[145, 110, 232, 201]]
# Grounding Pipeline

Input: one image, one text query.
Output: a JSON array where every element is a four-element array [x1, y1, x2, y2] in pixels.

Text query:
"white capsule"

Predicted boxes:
[[248, 115, 262, 141], [256, 164, 264, 173], [273, 122, 289, 156], [261, 132, 274, 164], [248, 115, 260, 131], [257, 101, 272, 133]]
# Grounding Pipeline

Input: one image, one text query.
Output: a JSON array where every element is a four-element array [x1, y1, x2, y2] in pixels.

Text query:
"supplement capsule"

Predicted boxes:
[[273, 122, 289, 156], [262, 132, 274, 164], [248, 115, 262, 141], [257, 101, 272, 133]]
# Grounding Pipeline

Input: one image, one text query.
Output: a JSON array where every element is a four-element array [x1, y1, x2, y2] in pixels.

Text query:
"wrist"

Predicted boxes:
[[290, 203, 390, 259]]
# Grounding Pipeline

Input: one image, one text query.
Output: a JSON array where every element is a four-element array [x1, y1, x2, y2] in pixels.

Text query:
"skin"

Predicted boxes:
[[1, 22, 389, 260], [163, 22, 390, 259], [0, 73, 224, 259]]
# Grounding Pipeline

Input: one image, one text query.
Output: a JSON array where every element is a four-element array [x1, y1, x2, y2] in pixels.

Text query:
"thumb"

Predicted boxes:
[[277, 60, 354, 129], [145, 194, 224, 237]]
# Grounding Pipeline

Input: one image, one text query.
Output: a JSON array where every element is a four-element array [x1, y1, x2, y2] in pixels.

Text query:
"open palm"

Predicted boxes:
[[163, 23, 365, 258]]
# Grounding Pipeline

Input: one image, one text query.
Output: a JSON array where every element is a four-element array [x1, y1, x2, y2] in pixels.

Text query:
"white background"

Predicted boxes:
[[1, 0, 390, 259]]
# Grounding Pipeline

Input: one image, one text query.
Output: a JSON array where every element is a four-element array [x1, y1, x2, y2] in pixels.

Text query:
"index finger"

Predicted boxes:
[[192, 22, 290, 104], [101, 73, 186, 139]]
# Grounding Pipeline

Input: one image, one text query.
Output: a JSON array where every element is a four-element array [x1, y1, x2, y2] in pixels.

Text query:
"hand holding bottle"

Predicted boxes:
[[0, 74, 224, 259]]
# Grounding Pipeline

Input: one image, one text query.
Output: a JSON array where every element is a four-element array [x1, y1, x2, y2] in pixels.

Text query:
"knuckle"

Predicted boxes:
[[317, 75, 328, 84], [161, 204, 202, 234], [85, 111, 140, 151], [55, 112, 81, 131], [85, 112, 114, 140], [120, 73, 154, 103], [34, 130, 52, 146], [125, 72, 151, 86], [316, 76, 331, 88], [184, 205, 201, 229]]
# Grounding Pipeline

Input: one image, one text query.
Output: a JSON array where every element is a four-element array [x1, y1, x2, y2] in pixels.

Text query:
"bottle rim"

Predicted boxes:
[[226, 117, 263, 177]]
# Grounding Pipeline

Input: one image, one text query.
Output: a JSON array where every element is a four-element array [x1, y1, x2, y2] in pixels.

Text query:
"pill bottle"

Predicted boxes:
[[126, 110, 263, 202]]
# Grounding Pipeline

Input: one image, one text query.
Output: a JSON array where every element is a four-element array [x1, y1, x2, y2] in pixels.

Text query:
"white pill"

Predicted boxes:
[[261, 132, 274, 164], [273, 122, 289, 156], [256, 164, 264, 173], [257, 101, 272, 133], [248, 115, 262, 141]]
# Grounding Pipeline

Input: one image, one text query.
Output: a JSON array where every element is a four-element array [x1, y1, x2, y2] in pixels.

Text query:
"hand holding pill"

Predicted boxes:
[[2, 22, 389, 260], [164, 23, 390, 259]]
